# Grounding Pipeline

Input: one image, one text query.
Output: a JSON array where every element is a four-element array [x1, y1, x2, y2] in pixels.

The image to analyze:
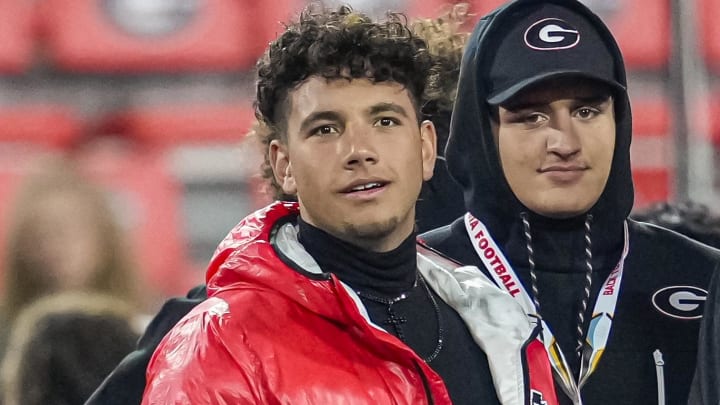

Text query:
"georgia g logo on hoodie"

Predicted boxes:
[[524, 18, 580, 50]]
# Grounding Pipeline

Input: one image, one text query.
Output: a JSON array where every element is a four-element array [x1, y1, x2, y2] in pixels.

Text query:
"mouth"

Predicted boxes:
[[341, 180, 389, 196], [538, 164, 588, 183], [538, 164, 588, 173]]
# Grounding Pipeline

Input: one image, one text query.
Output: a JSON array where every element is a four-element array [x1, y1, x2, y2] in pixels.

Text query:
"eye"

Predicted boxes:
[[575, 107, 600, 120], [374, 117, 400, 127], [522, 113, 546, 125], [311, 125, 338, 136], [498, 109, 547, 127]]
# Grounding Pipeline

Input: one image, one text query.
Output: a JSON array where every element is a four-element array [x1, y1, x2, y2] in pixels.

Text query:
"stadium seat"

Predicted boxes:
[[580, 0, 670, 70], [98, 103, 255, 148], [76, 144, 197, 298], [0, 106, 82, 149], [630, 98, 674, 208], [632, 169, 673, 209], [0, 0, 36, 73], [94, 102, 268, 278], [699, 0, 720, 71], [708, 94, 720, 147], [37, 0, 301, 73]]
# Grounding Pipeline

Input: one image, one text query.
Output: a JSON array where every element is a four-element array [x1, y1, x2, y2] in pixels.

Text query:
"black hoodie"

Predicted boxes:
[[420, 1, 720, 404]]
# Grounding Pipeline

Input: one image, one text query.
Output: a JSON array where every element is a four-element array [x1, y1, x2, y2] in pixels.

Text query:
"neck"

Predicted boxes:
[[297, 218, 418, 295], [478, 210, 624, 274]]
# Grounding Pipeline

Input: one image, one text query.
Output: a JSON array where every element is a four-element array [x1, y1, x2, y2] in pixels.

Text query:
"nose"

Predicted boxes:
[[342, 124, 378, 169], [546, 112, 581, 159]]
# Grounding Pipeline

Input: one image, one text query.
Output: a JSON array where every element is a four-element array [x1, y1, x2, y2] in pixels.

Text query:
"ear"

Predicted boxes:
[[419, 120, 437, 181], [269, 139, 297, 196]]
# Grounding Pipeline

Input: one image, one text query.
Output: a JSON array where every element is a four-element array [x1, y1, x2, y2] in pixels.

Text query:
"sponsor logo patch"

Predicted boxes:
[[652, 286, 707, 319]]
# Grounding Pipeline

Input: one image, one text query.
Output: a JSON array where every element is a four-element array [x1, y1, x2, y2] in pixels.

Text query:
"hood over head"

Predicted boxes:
[[446, 0, 633, 240]]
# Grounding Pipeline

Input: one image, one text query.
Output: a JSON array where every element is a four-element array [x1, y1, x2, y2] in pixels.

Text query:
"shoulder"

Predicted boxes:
[[626, 219, 720, 291], [419, 216, 478, 265], [136, 284, 208, 348], [629, 219, 720, 261], [419, 216, 468, 251], [143, 292, 270, 403]]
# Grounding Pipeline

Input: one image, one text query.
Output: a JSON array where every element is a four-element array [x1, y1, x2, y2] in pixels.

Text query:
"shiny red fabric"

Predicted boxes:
[[142, 202, 451, 404]]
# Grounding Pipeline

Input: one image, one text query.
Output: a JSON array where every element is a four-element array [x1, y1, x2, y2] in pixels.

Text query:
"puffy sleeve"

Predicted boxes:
[[141, 297, 266, 405]]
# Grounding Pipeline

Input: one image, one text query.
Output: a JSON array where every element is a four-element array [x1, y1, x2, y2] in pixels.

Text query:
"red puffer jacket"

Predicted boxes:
[[142, 202, 558, 405]]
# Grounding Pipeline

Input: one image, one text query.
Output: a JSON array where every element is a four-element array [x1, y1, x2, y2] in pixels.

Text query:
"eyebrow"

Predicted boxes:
[[298, 102, 411, 133], [298, 111, 344, 134], [503, 95, 612, 112], [367, 102, 409, 118]]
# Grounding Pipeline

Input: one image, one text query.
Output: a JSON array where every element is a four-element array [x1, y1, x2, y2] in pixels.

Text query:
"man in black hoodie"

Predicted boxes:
[[420, 1, 720, 404]]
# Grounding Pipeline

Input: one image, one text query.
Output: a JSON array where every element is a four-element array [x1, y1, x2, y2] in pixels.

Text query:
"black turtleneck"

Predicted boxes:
[[297, 218, 500, 405]]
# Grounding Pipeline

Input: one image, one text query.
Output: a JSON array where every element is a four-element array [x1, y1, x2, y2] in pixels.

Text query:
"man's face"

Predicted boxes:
[[493, 79, 616, 218], [270, 77, 436, 251]]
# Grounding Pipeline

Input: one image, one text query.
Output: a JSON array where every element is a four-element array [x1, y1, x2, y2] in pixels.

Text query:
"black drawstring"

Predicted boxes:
[[577, 214, 594, 360], [520, 213, 541, 316], [520, 212, 595, 361]]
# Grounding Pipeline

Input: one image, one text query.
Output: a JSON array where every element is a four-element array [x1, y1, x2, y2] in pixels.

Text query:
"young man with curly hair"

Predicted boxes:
[[140, 5, 557, 405], [87, 6, 475, 405]]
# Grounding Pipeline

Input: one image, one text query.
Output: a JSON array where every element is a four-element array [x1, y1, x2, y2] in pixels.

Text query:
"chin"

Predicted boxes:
[[341, 217, 400, 240], [537, 203, 592, 219]]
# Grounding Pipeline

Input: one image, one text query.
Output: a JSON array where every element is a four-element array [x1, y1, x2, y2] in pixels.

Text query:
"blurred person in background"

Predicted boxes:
[[413, 3, 468, 232], [142, 4, 557, 404], [0, 155, 137, 358], [1, 292, 140, 405], [86, 5, 472, 405], [631, 201, 720, 249]]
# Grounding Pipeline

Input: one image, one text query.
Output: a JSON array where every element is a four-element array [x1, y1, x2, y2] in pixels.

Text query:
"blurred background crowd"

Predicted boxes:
[[0, 0, 718, 403]]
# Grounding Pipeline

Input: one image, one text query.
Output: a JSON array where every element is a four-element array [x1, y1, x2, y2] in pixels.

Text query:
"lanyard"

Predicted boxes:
[[464, 213, 629, 405]]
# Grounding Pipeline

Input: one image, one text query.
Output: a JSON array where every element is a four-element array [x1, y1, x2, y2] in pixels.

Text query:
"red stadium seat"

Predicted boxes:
[[708, 94, 720, 147], [632, 169, 673, 209], [98, 103, 256, 148], [37, 0, 301, 73], [76, 144, 197, 298], [0, 106, 83, 149], [577, 0, 670, 70], [0, 0, 36, 73], [699, 0, 720, 71], [630, 98, 674, 208], [94, 103, 269, 279]]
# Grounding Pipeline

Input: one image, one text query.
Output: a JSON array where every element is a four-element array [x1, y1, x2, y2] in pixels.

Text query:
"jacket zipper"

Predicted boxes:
[[653, 349, 666, 405]]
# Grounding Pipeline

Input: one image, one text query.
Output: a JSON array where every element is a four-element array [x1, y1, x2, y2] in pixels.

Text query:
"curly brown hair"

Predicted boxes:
[[255, 4, 434, 201]]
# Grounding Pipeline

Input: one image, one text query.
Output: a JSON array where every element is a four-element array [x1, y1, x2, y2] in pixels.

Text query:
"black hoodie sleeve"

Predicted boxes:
[[84, 284, 208, 405], [688, 269, 720, 405]]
